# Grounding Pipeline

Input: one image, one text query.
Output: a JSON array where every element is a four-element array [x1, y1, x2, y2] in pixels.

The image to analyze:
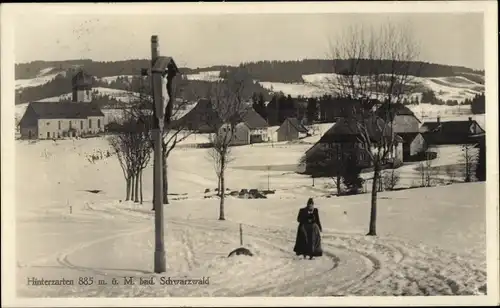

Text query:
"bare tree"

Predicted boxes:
[[460, 143, 477, 182], [382, 169, 400, 191], [108, 106, 152, 203], [108, 133, 135, 201], [417, 152, 438, 187], [205, 75, 248, 220], [445, 164, 456, 184], [161, 75, 195, 204], [207, 143, 235, 197], [121, 73, 194, 206], [301, 143, 345, 196], [327, 22, 421, 236]]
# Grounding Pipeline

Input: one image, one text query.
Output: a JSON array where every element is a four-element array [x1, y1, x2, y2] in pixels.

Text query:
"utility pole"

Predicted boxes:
[[151, 35, 165, 274]]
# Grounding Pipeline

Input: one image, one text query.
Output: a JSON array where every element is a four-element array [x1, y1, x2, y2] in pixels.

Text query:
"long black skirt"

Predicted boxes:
[[293, 223, 323, 257]]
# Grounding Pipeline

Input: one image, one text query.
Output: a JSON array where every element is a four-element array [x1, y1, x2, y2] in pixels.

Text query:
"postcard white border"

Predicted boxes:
[[1, 1, 498, 307]]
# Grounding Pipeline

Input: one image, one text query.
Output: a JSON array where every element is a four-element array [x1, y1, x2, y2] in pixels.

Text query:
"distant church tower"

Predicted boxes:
[[72, 70, 93, 103]]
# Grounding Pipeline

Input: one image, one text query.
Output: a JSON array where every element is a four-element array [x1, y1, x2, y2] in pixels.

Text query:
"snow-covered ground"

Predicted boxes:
[[13, 126, 489, 298], [185, 71, 222, 82], [98, 75, 136, 83], [259, 81, 327, 98]]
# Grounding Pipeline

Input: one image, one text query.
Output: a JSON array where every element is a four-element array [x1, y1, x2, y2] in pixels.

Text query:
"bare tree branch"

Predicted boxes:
[[326, 22, 421, 236]]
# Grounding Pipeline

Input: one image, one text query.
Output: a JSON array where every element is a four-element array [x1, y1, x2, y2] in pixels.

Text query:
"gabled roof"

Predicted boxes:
[[240, 107, 268, 129], [318, 116, 402, 143], [420, 119, 484, 135], [28, 101, 104, 119], [375, 102, 420, 122], [282, 117, 308, 133], [152, 56, 180, 74], [171, 98, 222, 132]]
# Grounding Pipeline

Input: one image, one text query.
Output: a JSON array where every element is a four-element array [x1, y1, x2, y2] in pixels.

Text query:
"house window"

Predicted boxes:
[[97, 119, 101, 128], [47, 132, 50, 139], [69, 121, 72, 129], [46, 122, 50, 126], [89, 119, 92, 128], [58, 121, 61, 129], [81, 121, 84, 129]]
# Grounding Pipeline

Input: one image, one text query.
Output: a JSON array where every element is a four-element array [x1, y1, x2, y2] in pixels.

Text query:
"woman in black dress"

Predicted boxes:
[[293, 198, 323, 259]]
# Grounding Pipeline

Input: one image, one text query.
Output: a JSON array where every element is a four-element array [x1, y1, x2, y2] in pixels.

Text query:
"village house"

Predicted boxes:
[[302, 116, 403, 174], [173, 99, 221, 134], [420, 116, 485, 145], [276, 117, 309, 142], [215, 106, 269, 146], [375, 103, 427, 160], [241, 107, 269, 143], [19, 70, 105, 139], [175, 98, 269, 145], [217, 122, 252, 146]]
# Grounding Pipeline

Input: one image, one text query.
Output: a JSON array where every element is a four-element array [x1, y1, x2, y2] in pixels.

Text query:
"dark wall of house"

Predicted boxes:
[[277, 120, 299, 142], [19, 105, 38, 127]]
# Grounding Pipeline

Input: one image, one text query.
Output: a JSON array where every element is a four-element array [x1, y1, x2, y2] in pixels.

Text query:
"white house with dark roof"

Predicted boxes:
[[19, 102, 105, 139], [215, 106, 269, 146]]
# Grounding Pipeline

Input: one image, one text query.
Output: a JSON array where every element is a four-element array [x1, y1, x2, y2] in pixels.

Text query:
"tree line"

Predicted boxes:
[[16, 58, 484, 83], [227, 59, 484, 83], [15, 59, 211, 80]]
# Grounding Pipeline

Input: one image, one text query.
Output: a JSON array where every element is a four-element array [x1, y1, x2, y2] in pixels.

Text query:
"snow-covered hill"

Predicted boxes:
[[15, 67, 65, 90], [287, 73, 485, 103]]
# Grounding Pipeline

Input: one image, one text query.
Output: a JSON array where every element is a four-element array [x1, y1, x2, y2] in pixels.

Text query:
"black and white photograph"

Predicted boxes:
[[1, 2, 498, 307]]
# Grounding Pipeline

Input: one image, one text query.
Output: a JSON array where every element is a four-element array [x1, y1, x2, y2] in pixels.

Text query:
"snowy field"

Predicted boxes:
[[14, 127, 488, 298], [185, 71, 222, 82]]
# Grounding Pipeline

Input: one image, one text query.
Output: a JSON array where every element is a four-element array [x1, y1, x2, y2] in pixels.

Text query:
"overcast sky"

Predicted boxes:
[[14, 11, 484, 70]]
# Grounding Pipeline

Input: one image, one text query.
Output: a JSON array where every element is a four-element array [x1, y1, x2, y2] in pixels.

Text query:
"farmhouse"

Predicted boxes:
[[176, 98, 269, 144], [215, 107, 269, 146], [173, 99, 221, 133], [217, 122, 251, 146], [420, 116, 485, 145], [19, 70, 105, 139], [276, 117, 309, 142], [240, 107, 269, 143], [375, 102, 427, 159], [302, 117, 403, 174]]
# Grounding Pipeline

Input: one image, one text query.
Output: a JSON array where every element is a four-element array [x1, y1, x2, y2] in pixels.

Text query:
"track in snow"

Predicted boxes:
[[17, 203, 487, 297]]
